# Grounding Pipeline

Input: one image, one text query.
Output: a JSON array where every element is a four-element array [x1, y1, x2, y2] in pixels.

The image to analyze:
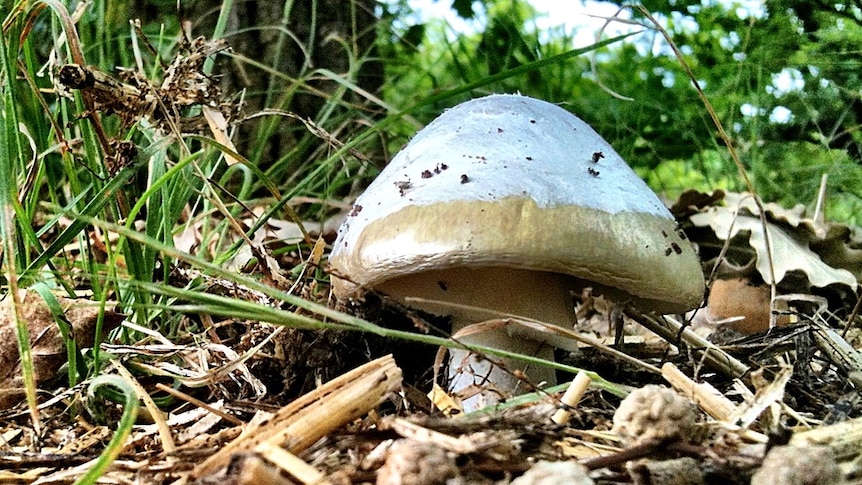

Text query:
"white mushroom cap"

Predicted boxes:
[[330, 93, 704, 314]]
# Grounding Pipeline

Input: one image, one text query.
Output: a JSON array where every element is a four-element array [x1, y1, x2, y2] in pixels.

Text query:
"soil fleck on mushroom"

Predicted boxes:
[[460, 174, 470, 184], [395, 180, 412, 196]]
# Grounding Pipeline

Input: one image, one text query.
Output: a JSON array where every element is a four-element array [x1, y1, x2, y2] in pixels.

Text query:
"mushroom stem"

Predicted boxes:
[[378, 267, 580, 410], [447, 324, 557, 410]]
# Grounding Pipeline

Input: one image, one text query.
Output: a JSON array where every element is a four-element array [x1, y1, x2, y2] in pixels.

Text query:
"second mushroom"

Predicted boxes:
[[329, 94, 704, 410]]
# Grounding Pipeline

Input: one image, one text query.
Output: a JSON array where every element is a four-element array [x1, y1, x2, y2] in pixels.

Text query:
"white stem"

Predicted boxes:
[[378, 267, 580, 411], [447, 327, 556, 410]]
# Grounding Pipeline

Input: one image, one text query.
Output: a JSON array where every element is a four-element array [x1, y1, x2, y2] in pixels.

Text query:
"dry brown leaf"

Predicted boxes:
[[0, 291, 122, 410], [688, 193, 858, 290]]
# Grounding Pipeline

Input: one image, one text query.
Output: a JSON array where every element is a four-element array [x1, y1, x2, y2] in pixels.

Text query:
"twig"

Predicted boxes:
[[625, 307, 749, 378], [188, 355, 402, 480]]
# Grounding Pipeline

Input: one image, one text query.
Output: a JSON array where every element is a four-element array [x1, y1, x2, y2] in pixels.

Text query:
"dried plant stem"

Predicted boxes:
[[188, 355, 402, 480], [662, 363, 737, 421], [625, 307, 749, 378], [552, 371, 593, 425], [633, 4, 778, 325], [256, 442, 332, 485]]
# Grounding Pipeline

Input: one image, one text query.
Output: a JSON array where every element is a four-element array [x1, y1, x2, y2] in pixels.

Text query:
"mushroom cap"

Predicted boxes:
[[751, 446, 842, 485], [330, 94, 704, 314], [612, 384, 698, 445]]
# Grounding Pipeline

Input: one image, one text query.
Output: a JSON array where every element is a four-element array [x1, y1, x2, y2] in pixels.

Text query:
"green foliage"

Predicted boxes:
[[383, 0, 862, 224]]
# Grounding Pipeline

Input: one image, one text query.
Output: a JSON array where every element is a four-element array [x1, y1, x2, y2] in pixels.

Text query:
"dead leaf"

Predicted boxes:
[[688, 193, 858, 290], [690, 277, 790, 334], [0, 291, 122, 410]]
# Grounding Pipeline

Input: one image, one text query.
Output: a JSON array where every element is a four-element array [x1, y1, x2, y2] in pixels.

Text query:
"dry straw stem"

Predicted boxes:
[[155, 383, 244, 426], [388, 418, 508, 454], [551, 371, 593, 425], [663, 363, 771, 444], [661, 363, 737, 422], [631, 4, 779, 323], [256, 442, 332, 485], [114, 361, 177, 454], [188, 355, 402, 480], [727, 365, 793, 429], [625, 308, 749, 378]]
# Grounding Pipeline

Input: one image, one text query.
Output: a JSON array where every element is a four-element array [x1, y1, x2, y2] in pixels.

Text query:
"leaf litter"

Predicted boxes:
[[5, 179, 862, 484]]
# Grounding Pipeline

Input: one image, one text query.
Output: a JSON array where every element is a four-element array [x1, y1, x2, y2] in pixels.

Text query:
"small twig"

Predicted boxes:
[[580, 438, 662, 470], [662, 363, 737, 421], [625, 306, 750, 378], [582, 439, 715, 471], [188, 355, 402, 480], [155, 383, 244, 426]]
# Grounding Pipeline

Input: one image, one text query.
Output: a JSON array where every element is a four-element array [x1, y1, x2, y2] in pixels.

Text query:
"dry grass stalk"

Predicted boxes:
[[662, 363, 769, 444], [626, 308, 750, 378], [661, 363, 737, 421], [551, 371, 593, 425], [256, 442, 331, 485], [188, 355, 402, 480]]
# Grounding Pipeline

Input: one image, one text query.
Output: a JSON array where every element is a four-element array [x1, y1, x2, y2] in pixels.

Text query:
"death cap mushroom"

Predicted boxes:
[[329, 94, 704, 408]]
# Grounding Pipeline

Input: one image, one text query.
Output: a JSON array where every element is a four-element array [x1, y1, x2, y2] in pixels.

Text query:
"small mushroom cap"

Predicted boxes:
[[330, 94, 704, 314], [612, 384, 698, 445], [751, 445, 842, 485]]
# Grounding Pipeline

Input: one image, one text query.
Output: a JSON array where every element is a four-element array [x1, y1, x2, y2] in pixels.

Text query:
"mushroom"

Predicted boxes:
[[751, 445, 842, 485], [612, 384, 698, 446], [329, 94, 704, 410]]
